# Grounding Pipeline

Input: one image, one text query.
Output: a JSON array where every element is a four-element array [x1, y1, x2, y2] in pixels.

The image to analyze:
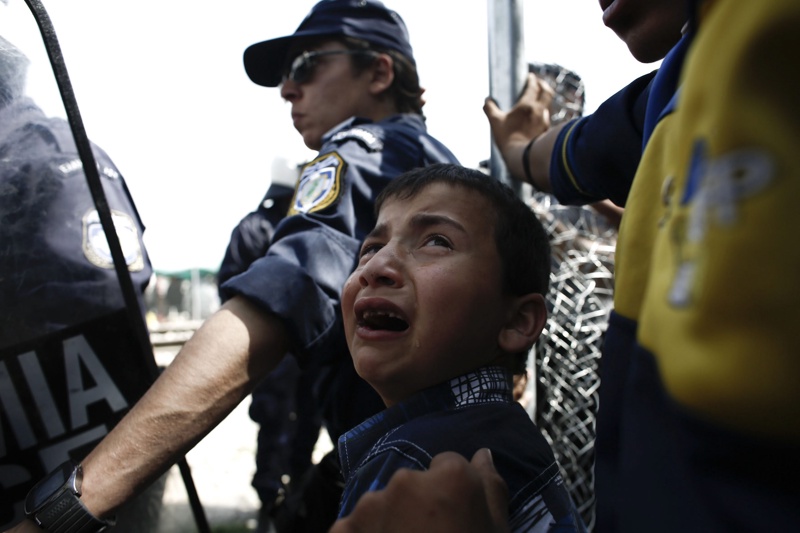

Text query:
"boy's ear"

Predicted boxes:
[[369, 53, 395, 95], [498, 293, 547, 354]]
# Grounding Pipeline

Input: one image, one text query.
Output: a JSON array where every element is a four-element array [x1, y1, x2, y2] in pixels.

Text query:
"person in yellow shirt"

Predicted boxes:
[[334, 1, 800, 531]]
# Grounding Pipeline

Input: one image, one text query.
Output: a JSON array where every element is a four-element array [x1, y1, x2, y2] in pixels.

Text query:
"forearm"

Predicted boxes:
[[518, 124, 565, 192], [590, 200, 624, 229], [79, 296, 289, 519]]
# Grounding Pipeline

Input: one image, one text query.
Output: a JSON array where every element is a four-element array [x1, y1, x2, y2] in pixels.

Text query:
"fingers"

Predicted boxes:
[[483, 95, 503, 122], [329, 451, 510, 533], [428, 449, 472, 470], [426, 450, 509, 532], [535, 74, 555, 105], [519, 72, 539, 100], [521, 73, 554, 104], [471, 449, 510, 532], [470, 447, 497, 473], [329, 491, 386, 533], [486, 73, 553, 113]]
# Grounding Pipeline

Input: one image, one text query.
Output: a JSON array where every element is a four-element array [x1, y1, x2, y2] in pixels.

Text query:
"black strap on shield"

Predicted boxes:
[[22, 2, 211, 531]]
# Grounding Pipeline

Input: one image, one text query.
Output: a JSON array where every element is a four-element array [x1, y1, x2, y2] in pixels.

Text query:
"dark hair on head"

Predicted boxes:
[[341, 37, 424, 116], [376, 163, 551, 298]]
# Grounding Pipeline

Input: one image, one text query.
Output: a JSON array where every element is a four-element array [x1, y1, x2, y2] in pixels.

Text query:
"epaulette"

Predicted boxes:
[[329, 127, 384, 152]]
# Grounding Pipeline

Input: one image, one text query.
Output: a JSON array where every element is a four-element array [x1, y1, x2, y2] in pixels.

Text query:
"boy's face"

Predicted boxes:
[[280, 40, 377, 150], [342, 182, 514, 406]]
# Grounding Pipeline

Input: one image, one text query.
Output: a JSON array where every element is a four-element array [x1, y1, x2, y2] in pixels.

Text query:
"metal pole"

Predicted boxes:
[[487, 0, 527, 192], [487, 0, 540, 417]]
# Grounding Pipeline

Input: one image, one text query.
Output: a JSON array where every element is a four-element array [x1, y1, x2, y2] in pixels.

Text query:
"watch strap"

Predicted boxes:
[[36, 487, 110, 533]]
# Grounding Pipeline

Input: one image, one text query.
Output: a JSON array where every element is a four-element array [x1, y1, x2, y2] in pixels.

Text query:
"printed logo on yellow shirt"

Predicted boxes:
[[668, 141, 774, 307]]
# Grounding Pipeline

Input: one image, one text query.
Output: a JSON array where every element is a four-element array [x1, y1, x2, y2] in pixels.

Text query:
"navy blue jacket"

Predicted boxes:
[[338, 367, 586, 532]]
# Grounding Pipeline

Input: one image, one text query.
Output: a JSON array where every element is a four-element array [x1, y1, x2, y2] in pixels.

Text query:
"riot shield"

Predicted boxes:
[[0, 2, 207, 530]]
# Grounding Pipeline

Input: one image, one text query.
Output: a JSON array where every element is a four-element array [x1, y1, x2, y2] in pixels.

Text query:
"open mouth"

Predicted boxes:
[[358, 309, 409, 332]]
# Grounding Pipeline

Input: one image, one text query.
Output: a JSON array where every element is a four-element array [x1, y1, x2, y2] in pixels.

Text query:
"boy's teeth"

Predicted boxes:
[[361, 310, 408, 331], [364, 310, 401, 320]]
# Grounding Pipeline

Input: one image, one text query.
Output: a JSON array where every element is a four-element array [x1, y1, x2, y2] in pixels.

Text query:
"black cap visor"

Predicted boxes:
[[244, 26, 348, 87]]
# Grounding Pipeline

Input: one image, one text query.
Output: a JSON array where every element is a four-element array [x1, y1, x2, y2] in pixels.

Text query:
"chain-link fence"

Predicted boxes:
[[525, 63, 615, 530], [529, 192, 616, 530]]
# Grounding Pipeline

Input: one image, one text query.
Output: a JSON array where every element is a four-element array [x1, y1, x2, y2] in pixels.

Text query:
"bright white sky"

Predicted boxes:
[[2, 0, 659, 272]]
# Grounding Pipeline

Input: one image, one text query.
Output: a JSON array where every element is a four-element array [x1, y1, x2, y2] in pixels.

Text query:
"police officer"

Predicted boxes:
[[0, 36, 152, 349], [217, 159, 323, 532], [217, 158, 298, 289], [1, 34, 161, 533], [10, 2, 459, 532]]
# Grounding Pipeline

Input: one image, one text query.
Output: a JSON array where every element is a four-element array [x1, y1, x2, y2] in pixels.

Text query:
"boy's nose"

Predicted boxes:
[[358, 248, 403, 288], [360, 271, 395, 287]]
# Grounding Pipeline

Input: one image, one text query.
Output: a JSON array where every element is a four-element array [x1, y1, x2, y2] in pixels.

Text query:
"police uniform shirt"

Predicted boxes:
[[220, 113, 459, 439]]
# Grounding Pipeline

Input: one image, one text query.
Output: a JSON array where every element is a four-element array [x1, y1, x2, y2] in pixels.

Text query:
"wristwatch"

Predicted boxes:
[[24, 460, 112, 533]]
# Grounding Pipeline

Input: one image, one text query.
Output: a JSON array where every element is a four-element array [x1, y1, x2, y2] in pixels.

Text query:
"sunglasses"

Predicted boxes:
[[282, 49, 376, 85]]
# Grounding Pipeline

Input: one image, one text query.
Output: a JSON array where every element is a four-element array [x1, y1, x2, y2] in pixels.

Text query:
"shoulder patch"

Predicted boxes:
[[57, 158, 120, 180], [289, 152, 346, 215], [58, 158, 83, 175], [82, 209, 145, 271], [330, 127, 384, 152]]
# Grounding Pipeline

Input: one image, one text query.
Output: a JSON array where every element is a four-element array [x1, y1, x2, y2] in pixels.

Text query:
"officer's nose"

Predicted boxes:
[[280, 78, 300, 101]]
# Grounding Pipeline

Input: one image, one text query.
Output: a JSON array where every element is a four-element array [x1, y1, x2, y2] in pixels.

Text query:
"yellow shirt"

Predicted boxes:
[[617, 0, 800, 441]]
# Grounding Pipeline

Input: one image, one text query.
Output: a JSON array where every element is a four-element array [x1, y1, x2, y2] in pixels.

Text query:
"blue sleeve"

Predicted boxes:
[[550, 70, 656, 207], [223, 213, 359, 357], [220, 117, 458, 362]]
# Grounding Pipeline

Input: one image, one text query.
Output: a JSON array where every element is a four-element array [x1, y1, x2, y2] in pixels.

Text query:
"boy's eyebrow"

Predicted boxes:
[[366, 212, 467, 242], [409, 212, 467, 234], [364, 222, 388, 242]]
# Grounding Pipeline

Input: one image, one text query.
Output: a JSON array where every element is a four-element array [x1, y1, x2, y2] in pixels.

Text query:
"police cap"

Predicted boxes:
[[243, 0, 414, 88]]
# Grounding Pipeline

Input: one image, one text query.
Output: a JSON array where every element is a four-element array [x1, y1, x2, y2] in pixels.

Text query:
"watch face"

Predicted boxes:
[[24, 461, 75, 513]]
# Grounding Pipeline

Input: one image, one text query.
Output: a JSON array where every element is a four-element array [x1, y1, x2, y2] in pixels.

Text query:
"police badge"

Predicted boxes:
[[289, 152, 346, 215], [82, 209, 144, 271]]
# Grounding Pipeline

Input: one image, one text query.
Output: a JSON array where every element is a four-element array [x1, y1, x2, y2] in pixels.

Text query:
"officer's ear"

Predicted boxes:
[[368, 53, 394, 96]]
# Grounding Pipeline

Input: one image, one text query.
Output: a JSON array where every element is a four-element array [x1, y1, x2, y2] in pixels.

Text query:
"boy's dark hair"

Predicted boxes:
[[375, 163, 551, 298]]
